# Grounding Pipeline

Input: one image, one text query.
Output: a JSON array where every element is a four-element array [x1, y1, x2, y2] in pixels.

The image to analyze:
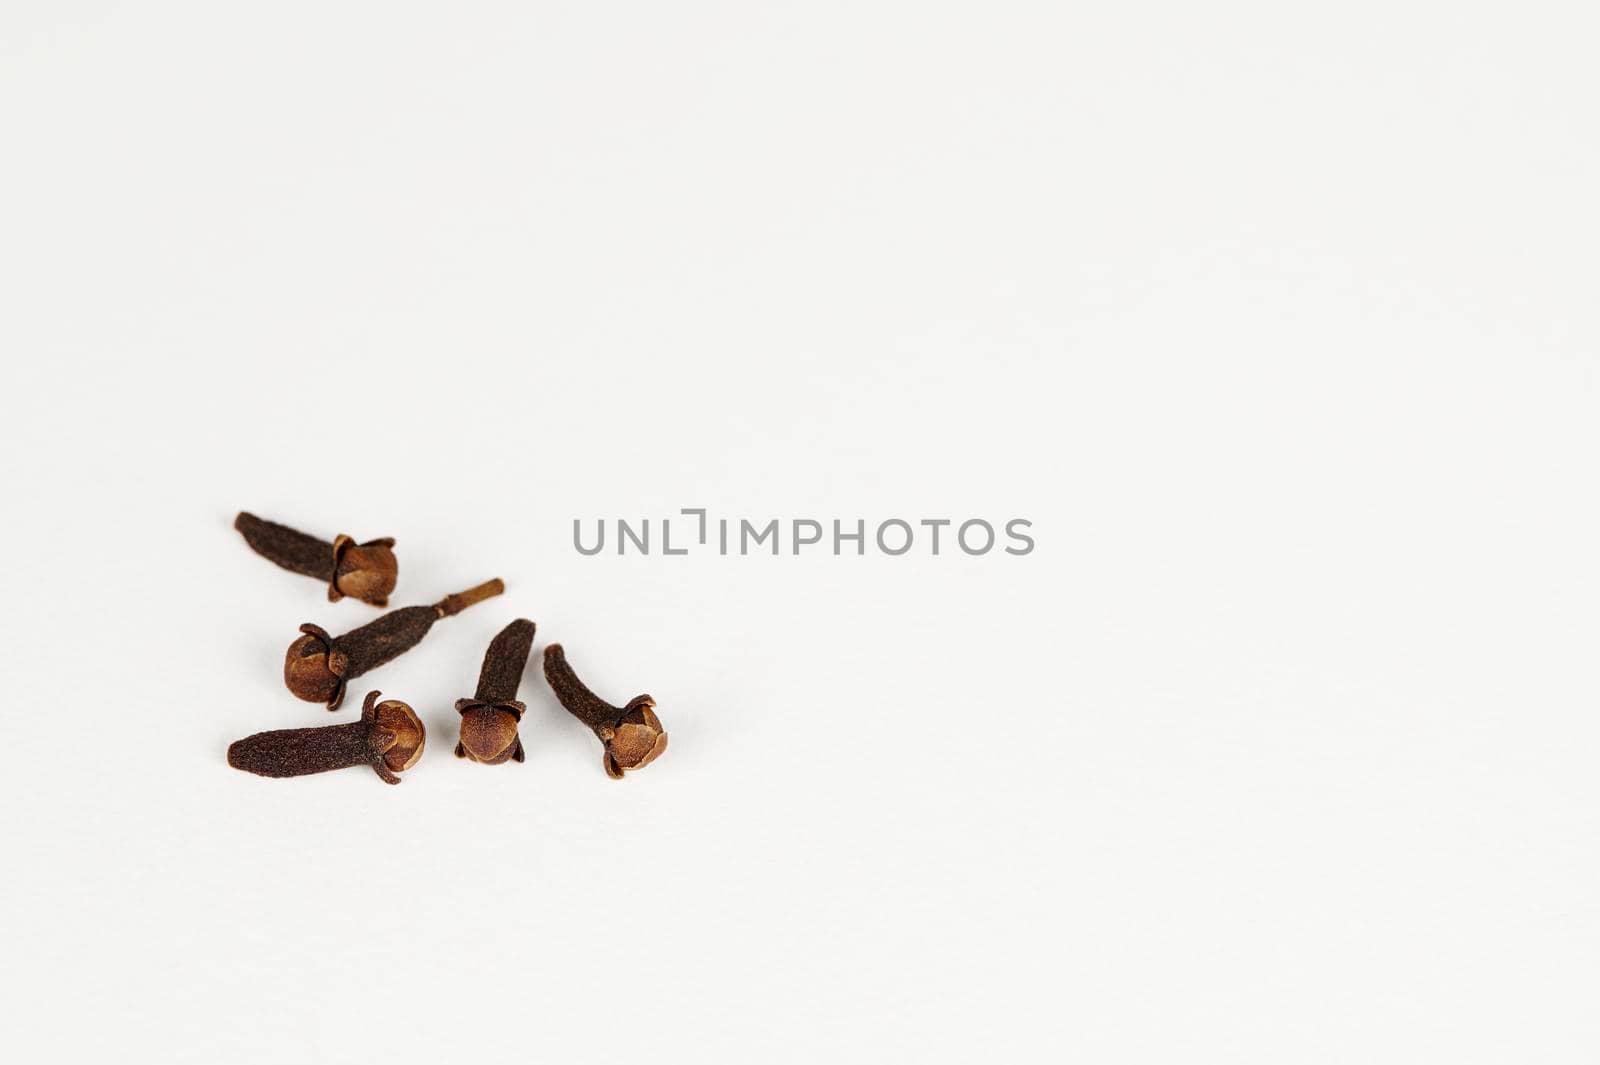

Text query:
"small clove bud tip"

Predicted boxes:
[[284, 624, 348, 708], [456, 703, 526, 764], [606, 695, 668, 779], [370, 696, 427, 777], [331, 535, 398, 606]]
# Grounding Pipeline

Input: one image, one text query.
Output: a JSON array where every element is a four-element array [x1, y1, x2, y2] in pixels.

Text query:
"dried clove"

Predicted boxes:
[[285, 578, 505, 710], [542, 643, 668, 779], [454, 618, 536, 765], [227, 690, 426, 785], [235, 511, 398, 606]]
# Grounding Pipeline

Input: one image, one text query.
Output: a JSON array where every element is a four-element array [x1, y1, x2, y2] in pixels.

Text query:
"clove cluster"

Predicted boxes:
[[227, 511, 669, 784]]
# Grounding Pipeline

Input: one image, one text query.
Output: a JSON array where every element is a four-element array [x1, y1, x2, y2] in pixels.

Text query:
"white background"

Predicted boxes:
[[2, 2, 1597, 1061]]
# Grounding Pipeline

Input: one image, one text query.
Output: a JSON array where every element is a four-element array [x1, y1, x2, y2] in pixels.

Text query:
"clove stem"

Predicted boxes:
[[228, 721, 373, 778], [234, 512, 330, 579], [541, 643, 620, 734], [435, 579, 506, 618], [475, 618, 536, 703]]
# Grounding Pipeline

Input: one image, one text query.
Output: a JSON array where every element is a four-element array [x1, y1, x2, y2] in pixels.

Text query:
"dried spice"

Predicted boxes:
[[543, 643, 668, 779], [235, 511, 398, 606], [227, 690, 426, 785], [454, 618, 536, 765], [285, 578, 505, 709]]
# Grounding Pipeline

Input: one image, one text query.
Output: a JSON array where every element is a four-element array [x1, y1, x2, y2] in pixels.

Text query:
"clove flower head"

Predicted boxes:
[[331, 535, 398, 606], [283, 623, 347, 707], [602, 695, 668, 779], [369, 695, 427, 776], [455, 699, 526, 764]]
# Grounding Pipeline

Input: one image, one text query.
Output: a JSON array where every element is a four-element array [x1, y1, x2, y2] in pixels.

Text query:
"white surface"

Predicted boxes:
[[2, 3, 1597, 1062]]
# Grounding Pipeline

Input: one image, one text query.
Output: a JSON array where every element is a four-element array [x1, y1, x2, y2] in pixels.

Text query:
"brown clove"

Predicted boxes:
[[285, 579, 505, 710], [227, 690, 426, 784], [542, 643, 668, 779], [454, 619, 536, 765], [235, 511, 398, 606]]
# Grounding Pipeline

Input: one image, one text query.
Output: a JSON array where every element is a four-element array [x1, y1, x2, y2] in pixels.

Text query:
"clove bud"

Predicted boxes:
[[285, 578, 505, 710], [455, 618, 536, 765], [542, 643, 668, 779], [227, 690, 426, 784], [235, 511, 398, 606]]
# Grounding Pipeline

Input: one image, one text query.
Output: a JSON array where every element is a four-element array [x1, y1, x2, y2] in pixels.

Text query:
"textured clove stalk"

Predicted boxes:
[[227, 690, 426, 785], [235, 511, 398, 606], [455, 618, 536, 765], [285, 578, 505, 710], [542, 643, 667, 779]]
